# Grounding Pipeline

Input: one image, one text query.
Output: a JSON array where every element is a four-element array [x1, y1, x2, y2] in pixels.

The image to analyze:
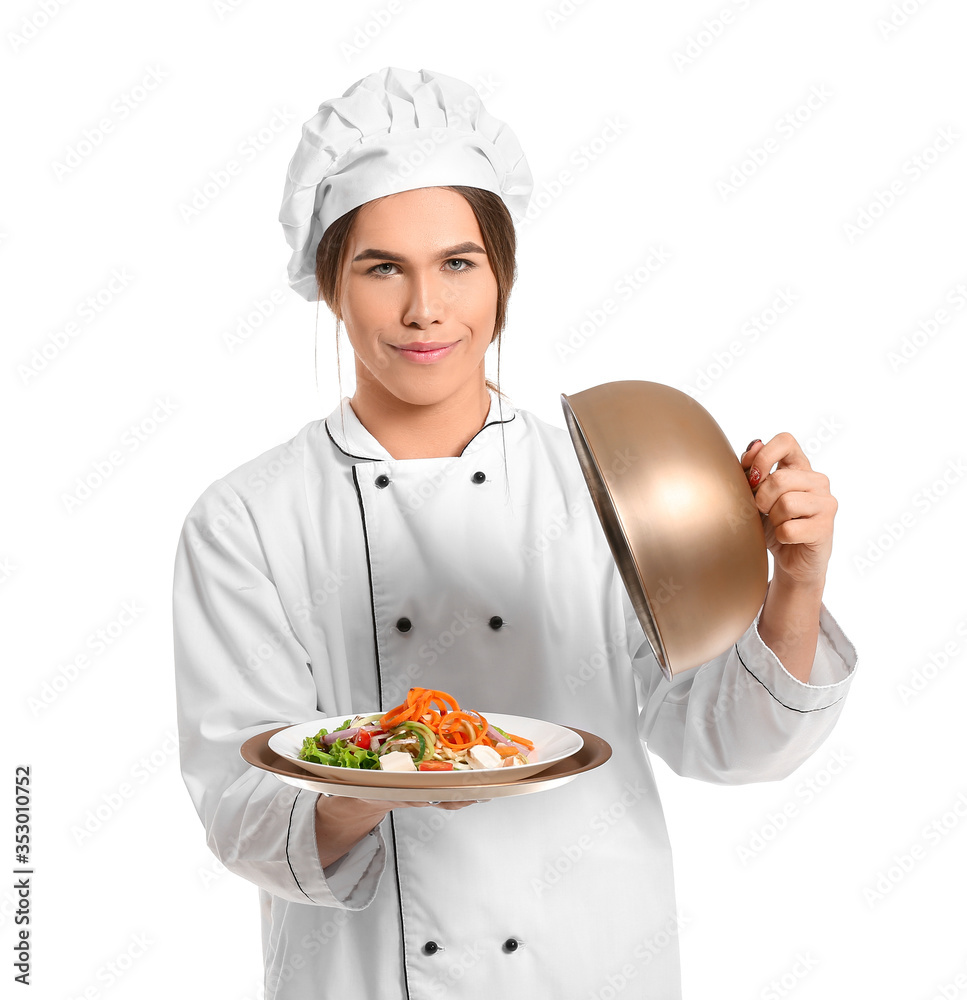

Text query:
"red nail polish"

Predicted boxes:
[[748, 467, 761, 488], [745, 439, 761, 453]]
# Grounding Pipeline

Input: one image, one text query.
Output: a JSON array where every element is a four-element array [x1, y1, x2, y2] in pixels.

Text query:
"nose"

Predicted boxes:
[[401, 270, 448, 328]]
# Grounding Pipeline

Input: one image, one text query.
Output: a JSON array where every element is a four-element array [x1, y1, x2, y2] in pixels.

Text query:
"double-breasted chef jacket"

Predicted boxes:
[[173, 388, 858, 1000]]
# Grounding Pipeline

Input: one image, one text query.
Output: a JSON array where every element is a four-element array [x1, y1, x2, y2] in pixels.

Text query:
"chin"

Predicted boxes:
[[380, 376, 470, 409]]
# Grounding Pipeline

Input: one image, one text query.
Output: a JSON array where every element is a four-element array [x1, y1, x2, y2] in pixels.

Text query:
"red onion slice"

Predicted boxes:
[[322, 727, 359, 745]]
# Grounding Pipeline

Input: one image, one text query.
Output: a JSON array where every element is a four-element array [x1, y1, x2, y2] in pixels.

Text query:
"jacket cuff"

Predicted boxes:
[[285, 789, 387, 909], [735, 602, 858, 713]]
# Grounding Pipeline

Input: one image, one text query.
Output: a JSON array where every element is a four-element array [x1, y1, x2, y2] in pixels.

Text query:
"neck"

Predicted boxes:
[[349, 373, 493, 460]]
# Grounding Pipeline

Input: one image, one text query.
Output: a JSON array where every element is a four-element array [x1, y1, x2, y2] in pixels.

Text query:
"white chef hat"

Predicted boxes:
[[278, 66, 534, 301]]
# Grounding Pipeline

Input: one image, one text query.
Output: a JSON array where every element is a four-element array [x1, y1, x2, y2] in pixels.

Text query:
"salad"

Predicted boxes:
[[298, 686, 535, 772]]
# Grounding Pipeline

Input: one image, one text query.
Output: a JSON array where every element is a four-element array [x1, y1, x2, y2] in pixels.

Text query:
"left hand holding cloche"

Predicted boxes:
[[741, 433, 838, 588]]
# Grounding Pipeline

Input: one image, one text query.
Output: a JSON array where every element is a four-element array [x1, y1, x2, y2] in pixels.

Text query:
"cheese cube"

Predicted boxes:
[[379, 750, 417, 772], [467, 745, 503, 770]]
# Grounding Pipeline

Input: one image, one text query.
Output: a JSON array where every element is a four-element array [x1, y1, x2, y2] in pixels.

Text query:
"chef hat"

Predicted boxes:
[[278, 66, 534, 301]]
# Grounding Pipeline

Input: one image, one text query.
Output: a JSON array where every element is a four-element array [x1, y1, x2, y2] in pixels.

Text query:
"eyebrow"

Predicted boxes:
[[352, 241, 487, 264]]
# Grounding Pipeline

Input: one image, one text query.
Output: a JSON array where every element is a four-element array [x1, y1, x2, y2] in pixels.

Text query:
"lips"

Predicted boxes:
[[392, 341, 459, 364]]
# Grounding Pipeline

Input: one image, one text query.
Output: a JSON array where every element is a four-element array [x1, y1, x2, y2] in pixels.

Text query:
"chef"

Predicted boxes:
[[172, 66, 858, 1000]]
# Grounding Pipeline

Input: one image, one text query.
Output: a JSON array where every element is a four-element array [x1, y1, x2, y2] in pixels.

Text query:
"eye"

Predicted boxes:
[[368, 262, 398, 277], [445, 258, 476, 272]]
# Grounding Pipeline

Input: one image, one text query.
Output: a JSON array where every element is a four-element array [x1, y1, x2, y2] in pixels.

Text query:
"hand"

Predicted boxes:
[[314, 795, 480, 869], [354, 797, 480, 812], [741, 433, 837, 588]]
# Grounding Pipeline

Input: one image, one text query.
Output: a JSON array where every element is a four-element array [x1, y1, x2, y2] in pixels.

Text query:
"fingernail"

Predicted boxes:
[[745, 438, 761, 453], [748, 466, 761, 488]]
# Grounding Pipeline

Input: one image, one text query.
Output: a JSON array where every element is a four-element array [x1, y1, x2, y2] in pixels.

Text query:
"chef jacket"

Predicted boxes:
[[172, 388, 857, 1000]]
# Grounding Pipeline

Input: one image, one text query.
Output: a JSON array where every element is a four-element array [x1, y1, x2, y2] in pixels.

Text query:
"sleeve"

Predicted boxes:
[[172, 479, 387, 907], [627, 588, 858, 783]]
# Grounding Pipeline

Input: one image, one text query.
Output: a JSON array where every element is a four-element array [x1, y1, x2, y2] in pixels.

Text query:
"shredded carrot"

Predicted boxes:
[[502, 731, 535, 751], [379, 687, 530, 759]]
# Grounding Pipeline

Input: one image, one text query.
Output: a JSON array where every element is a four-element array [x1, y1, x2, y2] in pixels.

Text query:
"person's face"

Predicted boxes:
[[337, 187, 499, 408]]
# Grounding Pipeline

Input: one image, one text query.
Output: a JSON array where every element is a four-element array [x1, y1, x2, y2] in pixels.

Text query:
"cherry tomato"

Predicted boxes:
[[418, 761, 454, 771], [354, 730, 372, 749]]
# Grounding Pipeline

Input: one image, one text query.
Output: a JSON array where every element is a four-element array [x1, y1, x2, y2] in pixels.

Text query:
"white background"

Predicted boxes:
[[4, 1, 966, 997]]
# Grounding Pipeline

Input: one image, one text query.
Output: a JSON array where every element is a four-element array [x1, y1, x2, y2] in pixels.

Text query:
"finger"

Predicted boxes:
[[753, 469, 832, 512], [766, 499, 837, 546], [740, 438, 764, 470], [746, 432, 813, 487], [761, 490, 835, 529]]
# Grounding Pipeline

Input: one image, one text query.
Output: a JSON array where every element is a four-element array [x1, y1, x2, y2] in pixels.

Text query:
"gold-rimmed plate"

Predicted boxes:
[[242, 725, 612, 802]]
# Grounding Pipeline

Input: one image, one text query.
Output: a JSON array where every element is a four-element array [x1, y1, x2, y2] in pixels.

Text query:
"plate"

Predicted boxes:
[[242, 725, 612, 802], [267, 713, 584, 787]]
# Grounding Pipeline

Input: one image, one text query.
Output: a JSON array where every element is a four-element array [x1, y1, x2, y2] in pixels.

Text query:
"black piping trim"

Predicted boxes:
[[735, 644, 846, 714], [285, 791, 314, 901], [459, 411, 517, 455], [325, 407, 517, 462], [326, 420, 380, 461], [350, 464, 412, 999]]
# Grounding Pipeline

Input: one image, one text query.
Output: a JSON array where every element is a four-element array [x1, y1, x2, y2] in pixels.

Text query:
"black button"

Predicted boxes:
[[422, 941, 440, 956], [472, 471, 486, 484], [396, 617, 412, 633], [375, 474, 390, 488], [489, 616, 503, 630], [502, 938, 520, 953]]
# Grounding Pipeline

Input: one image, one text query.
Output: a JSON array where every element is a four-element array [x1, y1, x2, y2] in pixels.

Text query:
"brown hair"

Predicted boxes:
[[314, 185, 517, 400]]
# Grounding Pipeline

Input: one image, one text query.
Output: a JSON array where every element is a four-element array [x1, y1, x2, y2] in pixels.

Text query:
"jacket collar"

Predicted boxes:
[[324, 388, 517, 462]]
